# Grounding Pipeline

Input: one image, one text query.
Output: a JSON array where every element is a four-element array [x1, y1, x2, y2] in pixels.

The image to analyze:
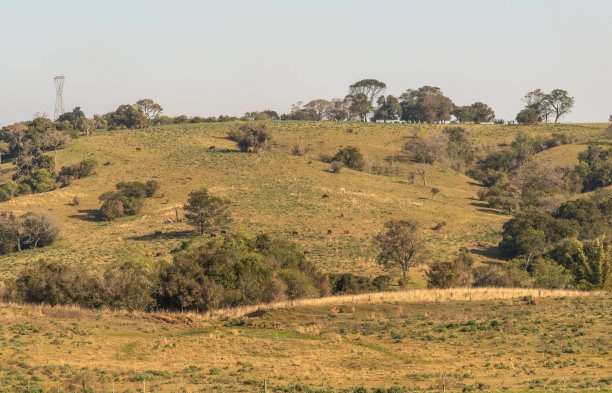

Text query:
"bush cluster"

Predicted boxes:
[[0, 158, 97, 202], [495, 190, 612, 289], [228, 123, 271, 152], [329, 274, 392, 293], [99, 180, 159, 221], [2, 234, 330, 311], [57, 157, 98, 186], [332, 146, 365, 171], [0, 212, 61, 254]]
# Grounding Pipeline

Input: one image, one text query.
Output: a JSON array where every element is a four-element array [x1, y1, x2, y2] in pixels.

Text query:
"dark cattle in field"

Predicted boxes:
[[155, 252, 163, 257], [136, 147, 141, 151], [220, 230, 227, 235], [322, 194, 329, 198], [327, 229, 332, 234], [339, 213, 344, 218], [210, 233, 216, 237], [292, 231, 298, 236], [209, 146, 215, 150], [303, 250, 311, 255]]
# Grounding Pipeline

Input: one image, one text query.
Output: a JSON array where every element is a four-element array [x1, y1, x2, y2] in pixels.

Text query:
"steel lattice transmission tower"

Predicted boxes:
[[54, 75, 65, 121]]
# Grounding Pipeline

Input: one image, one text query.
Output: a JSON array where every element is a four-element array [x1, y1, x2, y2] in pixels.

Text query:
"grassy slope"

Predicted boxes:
[[0, 122, 607, 283], [0, 291, 609, 392]]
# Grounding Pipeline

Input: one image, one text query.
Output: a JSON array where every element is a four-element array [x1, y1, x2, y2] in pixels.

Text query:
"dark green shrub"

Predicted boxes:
[[99, 180, 158, 220], [157, 234, 328, 311], [332, 146, 365, 171], [228, 123, 271, 152], [29, 169, 55, 193], [57, 158, 98, 186]]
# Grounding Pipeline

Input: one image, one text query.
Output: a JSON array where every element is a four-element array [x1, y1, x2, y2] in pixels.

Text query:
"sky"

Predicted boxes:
[[1, 0, 611, 125]]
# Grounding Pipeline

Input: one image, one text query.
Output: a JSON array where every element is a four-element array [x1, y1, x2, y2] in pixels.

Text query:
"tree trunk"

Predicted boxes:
[[400, 270, 407, 288], [54, 148, 57, 166]]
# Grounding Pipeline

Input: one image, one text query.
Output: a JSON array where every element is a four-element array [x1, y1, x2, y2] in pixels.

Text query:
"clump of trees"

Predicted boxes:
[[2, 233, 330, 311], [575, 144, 612, 191], [0, 158, 98, 202], [228, 123, 271, 152], [99, 180, 159, 221], [106, 104, 150, 130], [0, 212, 61, 254], [452, 102, 495, 124], [517, 89, 575, 123], [402, 127, 476, 171], [495, 190, 612, 290], [400, 86, 454, 123]]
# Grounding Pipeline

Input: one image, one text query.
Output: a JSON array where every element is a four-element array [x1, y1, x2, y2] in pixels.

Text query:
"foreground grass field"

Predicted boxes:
[[0, 121, 608, 284], [0, 289, 609, 392]]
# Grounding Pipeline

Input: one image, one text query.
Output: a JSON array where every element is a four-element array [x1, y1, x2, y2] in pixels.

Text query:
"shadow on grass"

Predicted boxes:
[[470, 202, 508, 216], [127, 230, 194, 241], [68, 209, 99, 222], [470, 245, 507, 262], [209, 148, 240, 153]]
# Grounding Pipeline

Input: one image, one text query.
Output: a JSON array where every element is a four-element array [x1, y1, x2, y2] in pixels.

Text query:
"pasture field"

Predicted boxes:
[[0, 121, 607, 283], [0, 289, 609, 392]]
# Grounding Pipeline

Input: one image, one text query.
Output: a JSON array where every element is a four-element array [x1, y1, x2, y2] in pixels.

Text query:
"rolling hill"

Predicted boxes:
[[0, 121, 607, 284]]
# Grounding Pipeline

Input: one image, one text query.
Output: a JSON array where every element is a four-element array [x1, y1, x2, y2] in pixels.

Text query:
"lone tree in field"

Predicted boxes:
[[373, 220, 425, 286], [430, 187, 440, 199], [546, 89, 574, 123], [184, 188, 232, 235]]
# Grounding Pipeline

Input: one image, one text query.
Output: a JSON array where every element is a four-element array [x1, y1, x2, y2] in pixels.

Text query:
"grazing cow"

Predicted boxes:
[[339, 213, 344, 218], [292, 230, 298, 236], [155, 252, 163, 257], [322, 194, 329, 199], [327, 229, 332, 234], [165, 199, 170, 204], [210, 233, 217, 237], [209, 146, 216, 150], [136, 147, 141, 151], [343, 230, 350, 234], [303, 250, 311, 255], [220, 230, 227, 235]]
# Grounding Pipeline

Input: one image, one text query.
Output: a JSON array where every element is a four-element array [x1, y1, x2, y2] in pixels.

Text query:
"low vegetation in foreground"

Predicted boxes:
[[0, 291, 609, 392]]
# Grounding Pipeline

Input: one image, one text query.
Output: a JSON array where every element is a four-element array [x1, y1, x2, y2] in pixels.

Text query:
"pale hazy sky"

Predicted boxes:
[[1, 0, 611, 125]]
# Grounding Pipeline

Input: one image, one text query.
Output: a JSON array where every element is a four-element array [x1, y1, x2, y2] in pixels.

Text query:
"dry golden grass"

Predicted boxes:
[[0, 290, 609, 392], [206, 287, 602, 319]]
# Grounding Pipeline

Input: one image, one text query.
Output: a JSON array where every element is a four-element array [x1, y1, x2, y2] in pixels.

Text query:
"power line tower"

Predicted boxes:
[[54, 75, 65, 121]]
